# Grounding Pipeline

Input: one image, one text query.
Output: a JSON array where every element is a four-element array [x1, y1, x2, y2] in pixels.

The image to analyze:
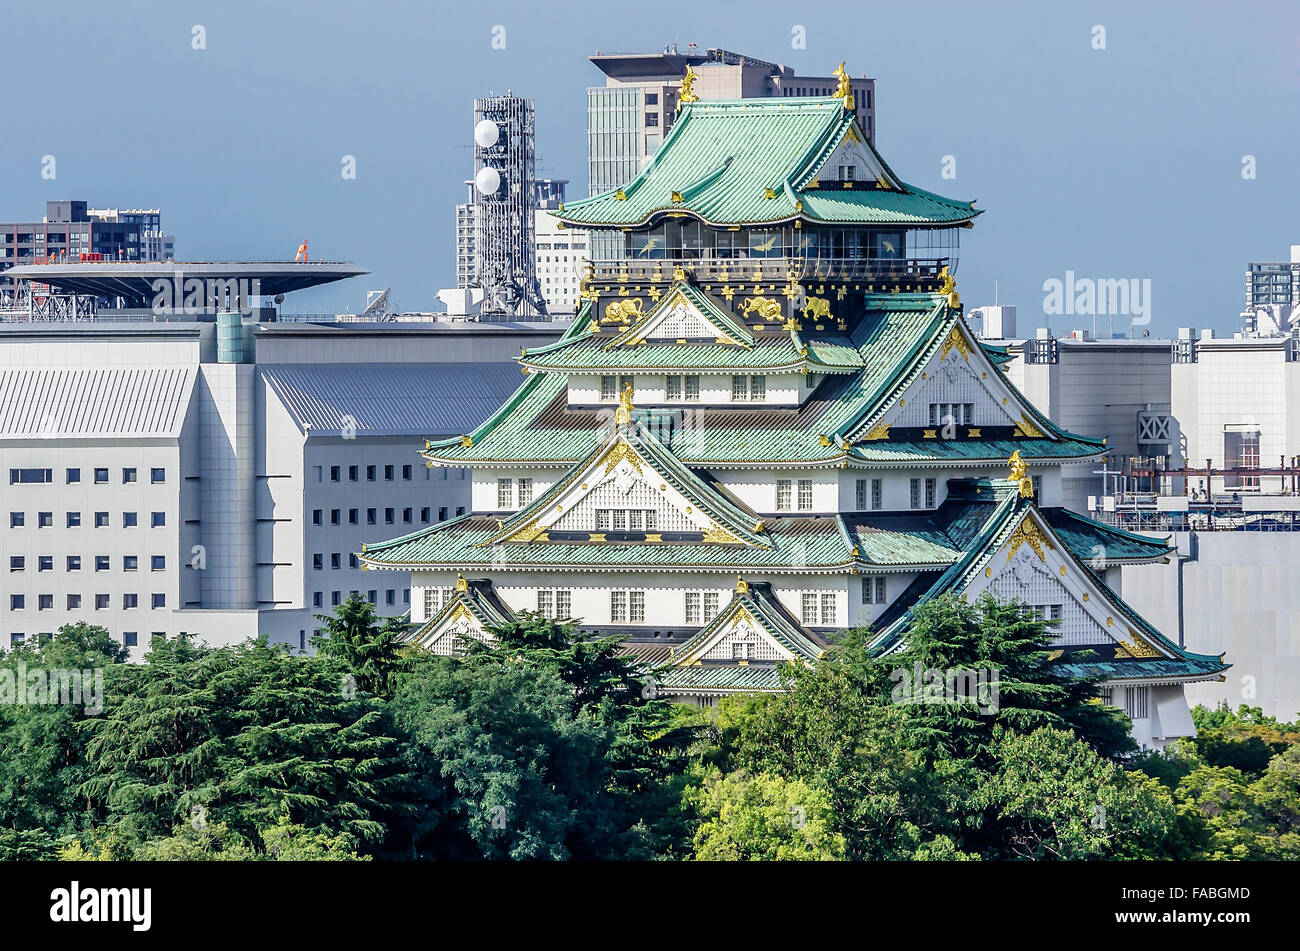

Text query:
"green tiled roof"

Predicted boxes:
[[554, 97, 978, 229], [1040, 507, 1172, 564], [608, 283, 755, 347], [405, 577, 514, 645], [362, 512, 857, 572], [521, 331, 817, 373], [868, 490, 1227, 683], [656, 664, 787, 693]]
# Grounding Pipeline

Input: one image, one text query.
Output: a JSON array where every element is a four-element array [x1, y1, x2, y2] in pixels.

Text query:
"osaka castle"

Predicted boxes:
[[361, 70, 1225, 748]]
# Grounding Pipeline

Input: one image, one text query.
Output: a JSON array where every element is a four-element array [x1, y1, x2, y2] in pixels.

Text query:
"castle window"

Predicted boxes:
[[1124, 686, 1150, 720], [801, 593, 818, 624], [518, 478, 534, 506], [601, 376, 617, 401], [929, 403, 974, 427], [497, 478, 513, 509], [862, 576, 886, 604], [797, 479, 813, 511], [776, 480, 792, 511], [820, 594, 836, 625]]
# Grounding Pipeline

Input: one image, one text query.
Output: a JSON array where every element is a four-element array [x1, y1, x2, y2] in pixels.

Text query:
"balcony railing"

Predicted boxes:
[[586, 256, 952, 286]]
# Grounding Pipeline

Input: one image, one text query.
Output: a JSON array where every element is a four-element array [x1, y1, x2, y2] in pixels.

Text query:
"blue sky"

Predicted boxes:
[[3, 0, 1296, 334]]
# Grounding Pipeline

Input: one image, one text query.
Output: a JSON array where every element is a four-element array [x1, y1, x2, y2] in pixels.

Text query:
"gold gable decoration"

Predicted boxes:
[[938, 265, 960, 309], [859, 421, 891, 442], [939, 324, 970, 362], [1005, 516, 1055, 562], [604, 298, 643, 323], [614, 383, 635, 429], [1114, 629, 1162, 659], [1013, 413, 1046, 438], [454, 574, 468, 592]]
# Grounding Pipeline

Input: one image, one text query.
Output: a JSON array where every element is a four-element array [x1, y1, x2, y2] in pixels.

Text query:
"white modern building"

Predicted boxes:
[[0, 318, 561, 658]]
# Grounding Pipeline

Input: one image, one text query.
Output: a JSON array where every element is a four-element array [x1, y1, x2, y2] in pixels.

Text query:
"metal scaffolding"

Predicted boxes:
[[470, 94, 548, 319]]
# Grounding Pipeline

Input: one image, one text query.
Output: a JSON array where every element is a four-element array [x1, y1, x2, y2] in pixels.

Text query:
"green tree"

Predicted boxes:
[[687, 770, 846, 861], [77, 637, 402, 854], [970, 726, 1177, 860], [314, 593, 409, 698]]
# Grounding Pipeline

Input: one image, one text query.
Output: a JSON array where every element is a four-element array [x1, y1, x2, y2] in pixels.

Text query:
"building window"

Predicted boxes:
[[39, 557, 53, 572], [95, 594, 110, 610], [9, 556, 23, 572], [611, 590, 644, 623], [438, 507, 447, 521], [384, 508, 395, 524], [151, 512, 165, 528], [151, 467, 166, 484], [94, 511, 108, 527], [367, 508, 377, 525], [820, 594, 836, 625], [10, 595, 24, 611], [348, 465, 359, 482], [421, 507, 431, 523], [497, 478, 513, 509], [38, 512, 53, 528], [67, 556, 81, 572], [666, 375, 682, 401], [151, 594, 166, 609], [402, 464, 412, 480], [1124, 686, 1150, 720], [313, 592, 322, 608], [801, 593, 818, 624], [94, 468, 108, 484], [313, 509, 322, 526], [330, 553, 341, 569], [123, 593, 138, 609], [910, 478, 938, 510], [9, 467, 53, 484], [151, 556, 165, 571], [750, 375, 766, 400], [122, 468, 137, 484], [776, 479, 792, 511], [123, 512, 137, 527], [517, 478, 534, 506], [732, 375, 748, 401], [797, 479, 813, 511], [313, 554, 323, 571], [330, 466, 340, 482], [925, 478, 937, 509], [402, 507, 412, 524], [9, 512, 23, 528], [66, 512, 81, 528], [601, 375, 617, 401], [929, 402, 974, 428], [1224, 430, 1261, 488], [95, 556, 110, 571], [384, 465, 395, 481], [862, 576, 886, 604], [124, 555, 138, 571], [124, 632, 138, 647], [66, 468, 81, 484]]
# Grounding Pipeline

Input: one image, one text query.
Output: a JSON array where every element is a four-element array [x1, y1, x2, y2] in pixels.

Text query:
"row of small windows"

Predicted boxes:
[[775, 479, 815, 512], [10, 554, 166, 572], [496, 478, 534, 509], [313, 589, 410, 609], [312, 506, 459, 527], [10, 511, 165, 528], [929, 403, 975, 427], [855, 478, 883, 511], [312, 463, 419, 483], [7, 631, 161, 648], [610, 590, 646, 623], [10, 593, 166, 611], [800, 593, 837, 625], [596, 509, 657, 531], [597, 374, 768, 403], [9, 467, 165, 485]]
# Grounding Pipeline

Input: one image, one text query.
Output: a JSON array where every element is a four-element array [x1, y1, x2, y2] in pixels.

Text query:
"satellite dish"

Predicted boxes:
[[474, 119, 500, 148], [475, 166, 502, 194]]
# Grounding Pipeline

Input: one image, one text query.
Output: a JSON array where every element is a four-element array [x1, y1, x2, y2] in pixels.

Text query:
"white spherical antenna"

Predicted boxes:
[[474, 119, 500, 148], [475, 166, 502, 195]]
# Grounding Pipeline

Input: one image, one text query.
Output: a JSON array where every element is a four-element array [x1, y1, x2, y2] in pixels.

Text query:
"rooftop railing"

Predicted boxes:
[[586, 255, 952, 286]]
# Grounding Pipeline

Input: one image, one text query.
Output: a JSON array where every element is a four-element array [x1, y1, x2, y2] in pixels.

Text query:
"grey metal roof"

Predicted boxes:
[[260, 363, 526, 438], [3, 261, 367, 298], [0, 366, 195, 438]]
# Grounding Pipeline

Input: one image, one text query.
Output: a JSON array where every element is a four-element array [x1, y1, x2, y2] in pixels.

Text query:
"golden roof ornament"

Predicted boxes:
[[735, 574, 749, 594], [614, 381, 635, 428], [1008, 450, 1034, 498], [678, 66, 699, 110], [938, 265, 960, 309], [454, 574, 468, 593], [832, 62, 855, 111]]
